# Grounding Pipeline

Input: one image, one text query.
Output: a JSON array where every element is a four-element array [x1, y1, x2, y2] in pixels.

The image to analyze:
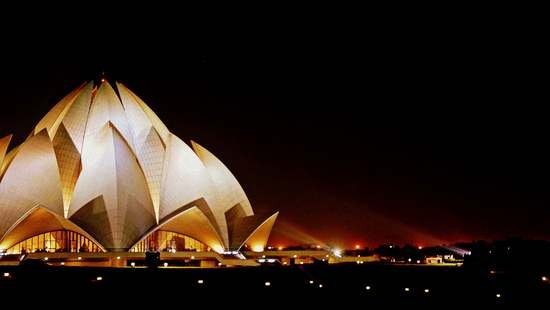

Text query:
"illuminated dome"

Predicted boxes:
[[0, 81, 277, 253]]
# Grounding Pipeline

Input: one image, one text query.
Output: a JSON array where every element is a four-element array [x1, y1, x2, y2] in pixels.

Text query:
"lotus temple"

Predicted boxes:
[[0, 80, 281, 267]]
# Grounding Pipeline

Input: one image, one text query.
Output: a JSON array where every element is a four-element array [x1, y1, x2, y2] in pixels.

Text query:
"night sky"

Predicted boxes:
[[0, 18, 548, 249]]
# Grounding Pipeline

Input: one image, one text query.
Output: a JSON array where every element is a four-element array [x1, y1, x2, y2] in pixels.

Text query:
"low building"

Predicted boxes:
[[425, 256, 443, 264]]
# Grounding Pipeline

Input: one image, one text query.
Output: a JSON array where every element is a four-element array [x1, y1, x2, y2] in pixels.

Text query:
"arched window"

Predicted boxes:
[[130, 231, 209, 252], [6, 230, 104, 254]]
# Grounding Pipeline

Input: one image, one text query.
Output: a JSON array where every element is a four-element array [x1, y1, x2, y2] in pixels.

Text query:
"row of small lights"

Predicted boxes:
[[265, 244, 368, 251], [402, 287, 430, 293], [128, 260, 206, 268], [42, 256, 83, 261], [44, 255, 423, 266], [5, 271, 549, 295], [40, 255, 200, 267], [264, 281, 324, 288], [85, 276, 547, 288], [6, 265, 546, 283]]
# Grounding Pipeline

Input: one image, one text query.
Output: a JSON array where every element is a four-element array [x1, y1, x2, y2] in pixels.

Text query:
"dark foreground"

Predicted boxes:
[[1, 263, 548, 306]]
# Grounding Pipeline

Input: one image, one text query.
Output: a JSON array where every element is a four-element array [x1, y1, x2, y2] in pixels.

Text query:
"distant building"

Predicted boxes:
[[425, 256, 443, 264]]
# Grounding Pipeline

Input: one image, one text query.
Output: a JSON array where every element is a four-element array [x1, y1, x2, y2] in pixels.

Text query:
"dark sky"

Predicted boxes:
[[0, 16, 548, 248]]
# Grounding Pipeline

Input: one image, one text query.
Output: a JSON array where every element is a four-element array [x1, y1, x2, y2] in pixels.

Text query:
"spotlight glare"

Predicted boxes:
[[252, 245, 264, 252]]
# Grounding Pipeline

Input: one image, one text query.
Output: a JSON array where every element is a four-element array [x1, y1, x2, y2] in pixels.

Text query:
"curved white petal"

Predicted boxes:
[[191, 141, 253, 216], [69, 125, 156, 251], [0, 130, 64, 239]]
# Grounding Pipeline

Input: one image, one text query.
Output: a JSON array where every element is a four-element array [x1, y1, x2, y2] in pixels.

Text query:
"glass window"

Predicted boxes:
[[129, 230, 208, 252], [6, 230, 104, 254]]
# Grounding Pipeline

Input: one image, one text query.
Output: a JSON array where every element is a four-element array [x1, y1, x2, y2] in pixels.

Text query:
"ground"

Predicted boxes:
[[1, 263, 548, 306]]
